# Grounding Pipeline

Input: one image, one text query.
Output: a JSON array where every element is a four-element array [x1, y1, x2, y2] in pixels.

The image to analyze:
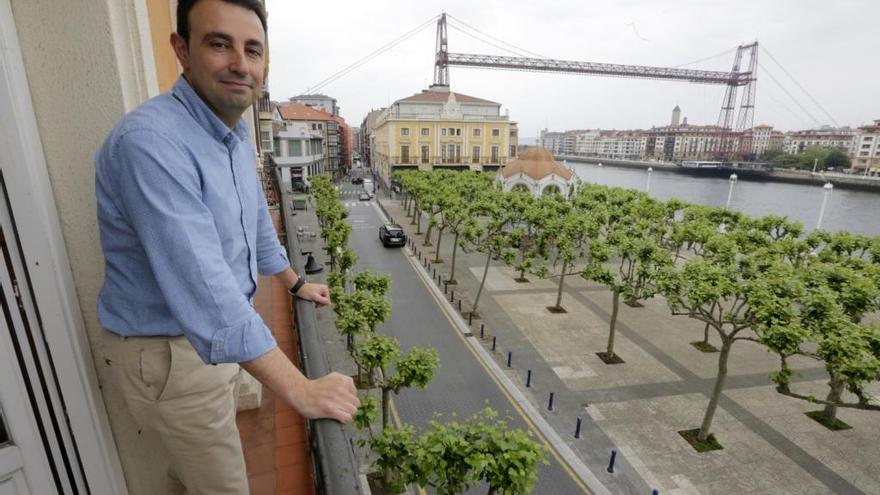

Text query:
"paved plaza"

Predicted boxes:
[[378, 195, 880, 495]]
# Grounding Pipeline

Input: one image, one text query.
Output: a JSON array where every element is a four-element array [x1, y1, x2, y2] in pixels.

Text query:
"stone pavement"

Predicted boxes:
[[379, 196, 880, 495]]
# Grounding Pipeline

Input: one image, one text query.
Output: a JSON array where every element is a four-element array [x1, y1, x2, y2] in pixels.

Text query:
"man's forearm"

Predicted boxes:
[[274, 266, 299, 290], [240, 347, 308, 407]]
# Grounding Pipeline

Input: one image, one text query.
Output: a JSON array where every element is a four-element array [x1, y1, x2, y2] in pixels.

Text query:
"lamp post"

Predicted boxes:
[[725, 173, 738, 208], [645, 167, 653, 193], [816, 182, 833, 230], [596, 162, 603, 184]]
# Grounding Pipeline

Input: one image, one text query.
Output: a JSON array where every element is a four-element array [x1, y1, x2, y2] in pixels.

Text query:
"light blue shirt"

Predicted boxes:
[[95, 77, 289, 364]]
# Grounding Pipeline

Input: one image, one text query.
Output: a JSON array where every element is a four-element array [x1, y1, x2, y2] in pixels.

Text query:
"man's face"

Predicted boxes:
[[171, 0, 265, 127]]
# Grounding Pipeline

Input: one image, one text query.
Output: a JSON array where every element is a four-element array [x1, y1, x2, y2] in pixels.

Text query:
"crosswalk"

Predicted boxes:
[[343, 201, 373, 207]]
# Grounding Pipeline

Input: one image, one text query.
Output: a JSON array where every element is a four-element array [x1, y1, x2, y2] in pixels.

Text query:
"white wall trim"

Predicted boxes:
[[0, 1, 128, 492]]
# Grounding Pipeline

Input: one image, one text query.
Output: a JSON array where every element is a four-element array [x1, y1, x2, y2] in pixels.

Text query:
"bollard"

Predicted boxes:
[[607, 449, 617, 473], [432, 267, 436, 278], [507, 351, 512, 368], [480, 323, 485, 338], [574, 417, 582, 439], [458, 299, 462, 311], [548, 392, 555, 411], [526, 369, 532, 387], [491, 336, 496, 351], [651, 490, 659, 495], [450, 290, 454, 302], [444, 281, 448, 294], [468, 313, 473, 326]]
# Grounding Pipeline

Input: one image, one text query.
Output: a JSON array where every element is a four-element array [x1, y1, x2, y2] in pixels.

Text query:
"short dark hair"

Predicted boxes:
[[177, 0, 267, 43]]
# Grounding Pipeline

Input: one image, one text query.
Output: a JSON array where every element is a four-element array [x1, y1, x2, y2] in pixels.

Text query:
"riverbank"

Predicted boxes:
[[557, 155, 880, 192]]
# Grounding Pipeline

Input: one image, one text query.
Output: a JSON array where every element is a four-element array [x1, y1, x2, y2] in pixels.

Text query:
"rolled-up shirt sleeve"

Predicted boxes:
[[112, 129, 276, 364], [255, 178, 290, 276]]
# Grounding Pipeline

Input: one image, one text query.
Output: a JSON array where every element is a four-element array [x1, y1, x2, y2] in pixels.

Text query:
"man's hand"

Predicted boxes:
[[296, 282, 330, 307], [293, 372, 360, 424]]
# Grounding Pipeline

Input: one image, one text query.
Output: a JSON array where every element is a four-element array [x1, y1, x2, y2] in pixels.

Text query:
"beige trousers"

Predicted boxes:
[[102, 330, 248, 494]]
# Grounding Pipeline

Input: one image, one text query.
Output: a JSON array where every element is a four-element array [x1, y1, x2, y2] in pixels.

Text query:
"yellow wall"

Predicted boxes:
[[146, 0, 178, 92], [380, 119, 510, 165]]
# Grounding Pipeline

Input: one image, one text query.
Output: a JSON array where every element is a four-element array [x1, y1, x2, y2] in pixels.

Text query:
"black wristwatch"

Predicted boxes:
[[289, 277, 306, 297]]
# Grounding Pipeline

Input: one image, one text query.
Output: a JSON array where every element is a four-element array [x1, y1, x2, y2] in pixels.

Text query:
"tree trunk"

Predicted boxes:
[[821, 373, 844, 422], [554, 260, 568, 309], [473, 251, 492, 314], [434, 228, 444, 262], [382, 387, 390, 432], [702, 322, 711, 345], [607, 289, 620, 356], [518, 244, 527, 280], [487, 487, 496, 495], [424, 216, 433, 245], [415, 210, 422, 234], [449, 233, 459, 282], [698, 339, 732, 442]]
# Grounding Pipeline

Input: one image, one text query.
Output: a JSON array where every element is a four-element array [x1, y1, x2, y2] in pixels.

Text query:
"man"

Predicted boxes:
[[95, 0, 359, 492]]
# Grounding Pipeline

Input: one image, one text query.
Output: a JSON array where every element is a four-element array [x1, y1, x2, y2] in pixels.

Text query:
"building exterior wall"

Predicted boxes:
[[852, 120, 880, 176], [785, 127, 858, 155]]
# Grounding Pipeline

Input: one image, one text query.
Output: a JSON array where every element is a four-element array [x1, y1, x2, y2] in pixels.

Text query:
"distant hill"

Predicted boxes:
[[518, 136, 538, 146]]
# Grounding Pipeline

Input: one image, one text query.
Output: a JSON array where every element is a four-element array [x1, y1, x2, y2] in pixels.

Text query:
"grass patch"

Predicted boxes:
[[546, 306, 568, 314], [805, 411, 852, 431], [595, 352, 625, 365], [678, 428, 723, 452], [690, 341, 719, 353]]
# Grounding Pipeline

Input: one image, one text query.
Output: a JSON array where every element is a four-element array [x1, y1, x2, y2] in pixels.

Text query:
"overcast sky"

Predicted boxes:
[[265, 0, 878, 138]]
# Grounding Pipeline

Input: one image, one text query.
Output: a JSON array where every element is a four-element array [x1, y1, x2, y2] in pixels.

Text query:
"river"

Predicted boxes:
[[567, 162, 880, 237]]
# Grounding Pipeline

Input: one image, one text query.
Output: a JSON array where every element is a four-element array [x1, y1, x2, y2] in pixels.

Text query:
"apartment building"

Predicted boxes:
[[852, 119, 880, 176], [785, 126, 858, 155]]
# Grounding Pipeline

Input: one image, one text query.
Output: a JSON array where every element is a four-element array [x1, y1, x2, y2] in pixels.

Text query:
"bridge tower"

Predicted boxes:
[[433, 13, 449, 88]]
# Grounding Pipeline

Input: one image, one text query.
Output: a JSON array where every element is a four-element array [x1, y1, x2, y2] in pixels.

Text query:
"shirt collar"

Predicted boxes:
[[171, 76, 249, 144]]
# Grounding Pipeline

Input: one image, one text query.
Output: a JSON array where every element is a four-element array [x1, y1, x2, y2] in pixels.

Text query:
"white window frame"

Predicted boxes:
[[0, 2, 130, 492]]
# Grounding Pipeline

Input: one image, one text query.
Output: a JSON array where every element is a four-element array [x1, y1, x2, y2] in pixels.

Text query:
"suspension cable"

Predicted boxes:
[[758, 62, 822, 127], [446, 14, 549, 59], [446, 23, 537, 59], [674, 47, 737, 68], [303, 14, 439, 94], [760, 46, 839, 126]]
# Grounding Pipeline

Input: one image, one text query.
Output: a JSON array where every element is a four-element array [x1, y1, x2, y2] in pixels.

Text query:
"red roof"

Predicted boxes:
[[397, 90, 498, 105], [277, 103, 335, 121]]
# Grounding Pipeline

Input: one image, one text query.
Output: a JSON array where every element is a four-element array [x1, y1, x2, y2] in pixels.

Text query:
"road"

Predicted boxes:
[[339, 183, 591, 495]]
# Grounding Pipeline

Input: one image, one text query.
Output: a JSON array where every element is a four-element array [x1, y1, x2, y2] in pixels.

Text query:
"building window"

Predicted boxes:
[[456, 128, 461, 136], [273, 139, 281, 156], [509, 145, 516, 157], [401, 127, 410, 136], [441, 128, 447, 136], [472, 146, 480, 164], [290, 139, 302, 156], [401, 145, 410, 163], [473, 128, 481, 137], [421, 128, 429, 136], [491, 145, 499, 163], [311, 123, 317, 130], [318, 123, 323, 130], [421, 145, 430, 164], [492, 128, 500, 137]]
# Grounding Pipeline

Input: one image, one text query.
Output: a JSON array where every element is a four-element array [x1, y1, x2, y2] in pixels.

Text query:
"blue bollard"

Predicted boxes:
[[507, 351, 512, 368], [450, 290, 454, 302], [574, 417, 582, 439], [433, 267, 436, 278], [480, 323, 485, 338], [458, 299, 462, 311], [607, 449, 617, 473], [548, 392, 555, 411], [526, 369, 532, 387], [468, 313, 473, 326], [444, 281, 448, 294], [491, 336, 496, 351], [651, 490, 659, 495]]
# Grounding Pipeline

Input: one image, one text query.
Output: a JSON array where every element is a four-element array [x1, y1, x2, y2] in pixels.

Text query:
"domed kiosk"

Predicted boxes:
[[495, 147, 577, 197]]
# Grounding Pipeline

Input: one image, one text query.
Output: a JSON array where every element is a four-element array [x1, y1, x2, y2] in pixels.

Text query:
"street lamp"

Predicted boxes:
[[725, 173, 738, 208], [816, 182, 833, 230], [597, 162, 603, 184], [645, 167, 653, 193]]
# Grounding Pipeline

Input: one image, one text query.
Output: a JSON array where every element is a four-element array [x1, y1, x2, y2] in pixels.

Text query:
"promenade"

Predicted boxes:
[[376, 193, 880, 495]]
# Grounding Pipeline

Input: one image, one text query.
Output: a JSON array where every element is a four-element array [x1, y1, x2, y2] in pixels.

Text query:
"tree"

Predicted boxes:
[[824, 149, 851, 170], [583, 196, 674, 362], [460, 190, 512, 316], [658, 231, 803, 445]]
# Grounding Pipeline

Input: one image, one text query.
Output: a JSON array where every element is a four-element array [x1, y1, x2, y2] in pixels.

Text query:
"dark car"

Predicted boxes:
[[379, 223, 406, 247], [351, 177, 364, 184]]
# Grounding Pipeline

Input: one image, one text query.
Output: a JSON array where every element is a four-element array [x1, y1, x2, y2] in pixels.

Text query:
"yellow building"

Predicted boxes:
[[371, 85, 517, 185]]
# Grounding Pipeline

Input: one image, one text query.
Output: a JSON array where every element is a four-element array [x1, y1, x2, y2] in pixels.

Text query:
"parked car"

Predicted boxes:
[[351, 177, 363, 184], [358, 192, 371, 201], [379, 223, 406, 247]]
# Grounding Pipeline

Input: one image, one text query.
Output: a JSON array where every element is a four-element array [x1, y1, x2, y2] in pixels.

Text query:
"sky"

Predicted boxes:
[[265, 0, 879, 139]]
